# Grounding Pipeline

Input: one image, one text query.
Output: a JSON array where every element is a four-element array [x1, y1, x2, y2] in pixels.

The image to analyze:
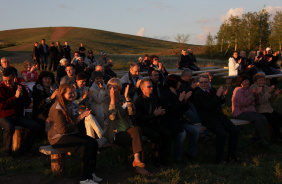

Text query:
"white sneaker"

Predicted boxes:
[[92, 173, 103, 182], [79, 179, 98, 184]]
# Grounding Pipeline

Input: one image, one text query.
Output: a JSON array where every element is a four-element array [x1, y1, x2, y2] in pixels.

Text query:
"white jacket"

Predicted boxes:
[[228, 57, 240, 76]]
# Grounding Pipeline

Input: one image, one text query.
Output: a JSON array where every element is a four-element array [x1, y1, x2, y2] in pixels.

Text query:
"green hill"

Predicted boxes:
[[0, 27, 195, 54]]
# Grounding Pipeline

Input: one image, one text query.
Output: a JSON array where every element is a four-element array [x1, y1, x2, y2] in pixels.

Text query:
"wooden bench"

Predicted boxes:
[[194, 119, 250, 133]]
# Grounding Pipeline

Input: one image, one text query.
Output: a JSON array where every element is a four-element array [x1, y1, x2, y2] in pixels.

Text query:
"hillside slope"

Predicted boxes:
[[0, 27, 198, 54]]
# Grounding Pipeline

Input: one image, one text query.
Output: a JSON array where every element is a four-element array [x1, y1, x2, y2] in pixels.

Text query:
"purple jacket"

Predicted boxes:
[[232, 87, 256, 117]]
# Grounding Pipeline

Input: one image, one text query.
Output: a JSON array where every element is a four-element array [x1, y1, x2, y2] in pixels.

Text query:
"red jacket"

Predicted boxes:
[[0, 82, 31, 118]]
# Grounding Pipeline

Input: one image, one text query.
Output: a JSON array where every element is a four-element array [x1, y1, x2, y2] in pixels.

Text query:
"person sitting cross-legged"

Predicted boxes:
[[194, 73, 239, 163], [0, 67, 40, 156]]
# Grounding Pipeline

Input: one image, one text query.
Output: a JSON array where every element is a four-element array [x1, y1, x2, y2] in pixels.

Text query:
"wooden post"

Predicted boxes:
[[51, 153, 65, 173], [12, 128, 25, 151]]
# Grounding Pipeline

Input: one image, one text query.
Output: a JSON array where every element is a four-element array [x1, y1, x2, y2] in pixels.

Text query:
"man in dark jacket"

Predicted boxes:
[[148, 68, 164, 99], [32, 42, 40, 69], [120, 63, 143, 101], [63, 41, 71, 62], [48, 42, 58, 71], [0, 68, 39, 156], [39, 39, 49, 70], [194, 73, 239, 163], [187, 49, 200, 71], [134, 79, 171, 166]]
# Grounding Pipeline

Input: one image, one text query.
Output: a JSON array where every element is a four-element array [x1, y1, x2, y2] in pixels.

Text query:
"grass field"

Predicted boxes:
[[1, 71, 282, 183]]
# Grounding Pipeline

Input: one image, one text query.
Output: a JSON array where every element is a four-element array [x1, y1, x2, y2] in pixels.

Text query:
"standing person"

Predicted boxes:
[[134, 79, 172, 166], [102, 78, 150, 175], [48, 42, 58, 71], [63, 41, 71, 62], [98, 51, 117, 78], [120, 63, 143, 101], [0, 68, 40, 156], [187, 49, 200, 71], [47, 83, 102, 184], [32, 71, 58, 134], [60, 64, 76, 85], [194, 73, 239, 163], [149, 55, 168, 85], [232, 74, 269, 146], [56, 41, 64, 62], [79, 42, 86, 61], [39, 39, 49, 70], [250, 73, 282, 142], [228, 51, 242, 76], [32, 42, 40, 69]]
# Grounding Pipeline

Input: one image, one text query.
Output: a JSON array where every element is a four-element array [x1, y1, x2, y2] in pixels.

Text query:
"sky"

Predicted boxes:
[[0, 0, 282, 45]]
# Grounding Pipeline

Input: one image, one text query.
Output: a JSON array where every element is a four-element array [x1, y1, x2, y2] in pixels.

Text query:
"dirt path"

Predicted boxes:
[[50, 27, 72, 40]]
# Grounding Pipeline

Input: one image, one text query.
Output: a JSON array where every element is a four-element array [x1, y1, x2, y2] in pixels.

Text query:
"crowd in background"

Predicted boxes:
[[0, 38, 281, 183]]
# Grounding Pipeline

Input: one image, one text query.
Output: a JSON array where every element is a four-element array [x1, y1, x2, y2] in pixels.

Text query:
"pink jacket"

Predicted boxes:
[[232, 87, 256, 117]]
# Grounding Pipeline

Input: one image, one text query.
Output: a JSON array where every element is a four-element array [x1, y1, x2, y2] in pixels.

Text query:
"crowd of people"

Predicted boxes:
[[0, 40, 282, 183]]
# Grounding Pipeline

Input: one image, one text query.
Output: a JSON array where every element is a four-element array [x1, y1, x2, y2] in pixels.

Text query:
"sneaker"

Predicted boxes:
[[92, 173, 103, 182], [79, 179, 97, 184]]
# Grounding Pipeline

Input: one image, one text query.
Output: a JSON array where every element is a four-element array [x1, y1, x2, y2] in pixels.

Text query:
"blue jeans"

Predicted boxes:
[[41, 55, 48, 70], [184, 102, 201, 124], [174, 124, 199, 161]]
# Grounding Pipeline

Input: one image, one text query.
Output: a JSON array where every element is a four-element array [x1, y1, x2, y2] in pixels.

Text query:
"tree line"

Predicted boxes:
[[205, 9, 282, 59]]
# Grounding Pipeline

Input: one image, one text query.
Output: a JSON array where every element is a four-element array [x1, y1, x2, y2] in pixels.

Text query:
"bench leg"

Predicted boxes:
[[226, 78, 232, 87], [12, 129, 25, 151], [51, 154, 65, 173]]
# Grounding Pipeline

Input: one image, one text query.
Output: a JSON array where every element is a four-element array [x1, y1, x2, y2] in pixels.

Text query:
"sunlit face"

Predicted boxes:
[[80, 43, 83, 47], [182, 51, 187, 56], [25, 63, 31, 71], [2, 75, 14, 88], [35, 43, 38, 47], [130, 66, 139, 78], [1, 58, 10, 68], [41, 40, 45, 45], [141, 81, 153, 97], [66, 66, 75, 77], [255, 78, 265, 87], [108, 85, 120, 96], [150, 70, 159, 83], [74, 53, 80, 58], [65, 42, 68, 46], [199, 77, 210, 90], [152, 57, 159, 65], [95, 66, 104, 72], [233, 52, 238, 59], [61, 60, 68, 66], [241, 79, 250, 89], [42, 77, 52, 87], [64, 88, 75, 101], [94, 77, 103, 85], [76, 79, 86, 88]]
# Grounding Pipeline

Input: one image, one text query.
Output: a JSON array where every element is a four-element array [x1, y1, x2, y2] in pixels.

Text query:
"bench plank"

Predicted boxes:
[[39, 145, 65, 155]]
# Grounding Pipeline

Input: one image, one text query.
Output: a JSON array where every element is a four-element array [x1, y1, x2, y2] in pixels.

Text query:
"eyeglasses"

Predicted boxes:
[[147, 86, 153, 88], [199, 81, 209, 84]]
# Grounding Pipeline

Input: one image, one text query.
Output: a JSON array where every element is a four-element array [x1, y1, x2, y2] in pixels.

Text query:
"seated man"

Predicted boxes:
[[0, 68, 39, 156], [194, 73, 239, 163], [0, 57, 20, 82], [134, 79, 171, 166], [84, 50, 98, 72], [60, 64, 76, 85], [148, 68, 164, 99], [120, 63, 143, 101], [187, 49, 200, 71]]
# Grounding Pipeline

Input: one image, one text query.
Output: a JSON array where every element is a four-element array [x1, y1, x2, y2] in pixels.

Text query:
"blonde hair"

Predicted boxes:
[[107, 78, 122, 91], [57, 83, 75, 124]]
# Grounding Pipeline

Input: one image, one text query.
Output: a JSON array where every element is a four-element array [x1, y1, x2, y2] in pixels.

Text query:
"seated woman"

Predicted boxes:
[[250, 73, 282, 142], [102, 78, 150, 175], [232, 74, 269, 146], [89, 71, 107, 128], [47, 83, 101, 184], [21, 60, 39, 82], [32, 71, 58, 134], [149, 55, 168, 85], [74, 73, 104, 142], [160, 74, 199, 164], [56, 58, 68, 83]]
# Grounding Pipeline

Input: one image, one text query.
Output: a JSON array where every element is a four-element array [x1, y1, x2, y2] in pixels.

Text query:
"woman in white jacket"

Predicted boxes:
[[228, 51, 242, 76], [90, 71, 107, 128]]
